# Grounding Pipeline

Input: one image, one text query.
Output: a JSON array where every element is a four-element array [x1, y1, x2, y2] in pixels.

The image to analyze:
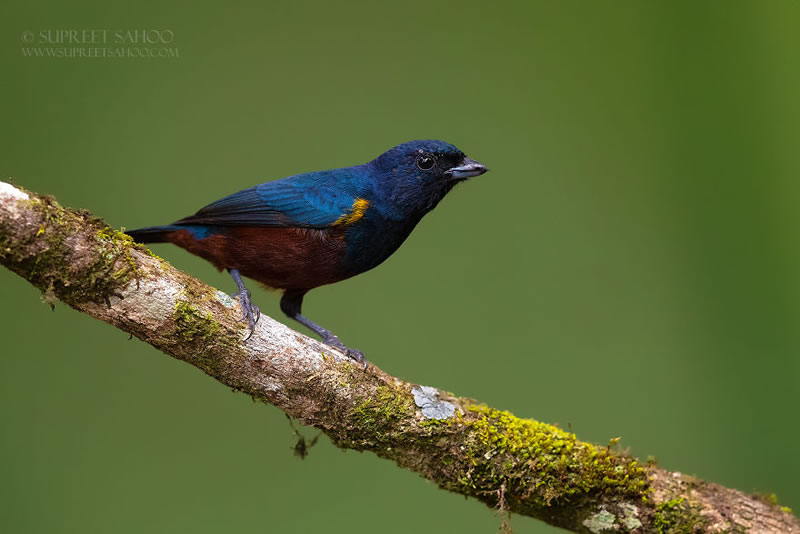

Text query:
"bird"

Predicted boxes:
[[126, 140, 488, 366]]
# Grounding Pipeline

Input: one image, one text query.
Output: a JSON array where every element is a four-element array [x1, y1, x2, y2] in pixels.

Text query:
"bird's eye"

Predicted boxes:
[[416, 154, 436, 170]]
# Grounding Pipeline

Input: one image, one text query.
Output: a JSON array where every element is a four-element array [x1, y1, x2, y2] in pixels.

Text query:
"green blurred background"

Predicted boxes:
[[2, 1, 799, 532]]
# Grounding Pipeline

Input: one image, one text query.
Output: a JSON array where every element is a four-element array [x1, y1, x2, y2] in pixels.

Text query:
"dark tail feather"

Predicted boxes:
[[126, 225, 176, 244]]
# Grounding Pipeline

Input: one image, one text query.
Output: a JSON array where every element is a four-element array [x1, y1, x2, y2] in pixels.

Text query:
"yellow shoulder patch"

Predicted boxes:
[[334, 197, 369, 226]]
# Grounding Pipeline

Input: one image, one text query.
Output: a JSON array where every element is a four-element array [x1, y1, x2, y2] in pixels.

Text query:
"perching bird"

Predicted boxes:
[[126, 140, 488, 365]]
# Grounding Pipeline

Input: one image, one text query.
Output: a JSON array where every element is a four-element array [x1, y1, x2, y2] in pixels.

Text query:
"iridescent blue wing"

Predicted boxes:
[[175, 168, 365, 229]]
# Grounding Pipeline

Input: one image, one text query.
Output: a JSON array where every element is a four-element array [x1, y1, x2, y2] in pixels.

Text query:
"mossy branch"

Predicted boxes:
[[0, 181, 797, 534]]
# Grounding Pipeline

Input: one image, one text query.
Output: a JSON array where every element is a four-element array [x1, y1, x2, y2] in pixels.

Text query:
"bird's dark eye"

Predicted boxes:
[[416, 154, 436, 170]]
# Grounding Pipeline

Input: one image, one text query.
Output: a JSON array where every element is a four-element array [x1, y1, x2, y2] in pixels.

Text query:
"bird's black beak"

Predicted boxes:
[[445, 157, 489, 180]]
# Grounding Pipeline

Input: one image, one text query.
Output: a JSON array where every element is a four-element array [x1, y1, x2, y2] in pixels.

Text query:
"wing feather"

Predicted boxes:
[[175, 170, 364, 229]]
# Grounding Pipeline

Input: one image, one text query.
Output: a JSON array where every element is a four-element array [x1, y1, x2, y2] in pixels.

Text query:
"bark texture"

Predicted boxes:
[[1, 181, 797, 534]]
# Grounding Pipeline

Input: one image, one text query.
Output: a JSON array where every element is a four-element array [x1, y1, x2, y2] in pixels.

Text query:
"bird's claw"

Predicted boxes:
[[232, 289, 260, 340], [347, 349, 368, 371], [323, 335, 368, 370]]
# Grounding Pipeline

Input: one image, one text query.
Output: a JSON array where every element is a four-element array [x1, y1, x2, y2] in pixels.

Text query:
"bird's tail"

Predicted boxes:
[[126, 225, 178, 244]]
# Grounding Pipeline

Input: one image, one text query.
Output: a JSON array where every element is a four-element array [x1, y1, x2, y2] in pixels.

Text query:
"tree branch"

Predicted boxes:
[[1, 181, 796, 534]]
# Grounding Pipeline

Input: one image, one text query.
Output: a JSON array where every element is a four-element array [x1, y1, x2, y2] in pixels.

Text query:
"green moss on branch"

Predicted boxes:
[[652, 497, 703, 534], [454, 406, 648, 512], [0, 194, 142, 306], [174, 300, 221, 341]]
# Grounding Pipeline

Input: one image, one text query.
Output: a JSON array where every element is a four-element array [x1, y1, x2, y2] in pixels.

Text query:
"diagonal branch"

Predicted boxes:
[[0, 180, 796, 534]]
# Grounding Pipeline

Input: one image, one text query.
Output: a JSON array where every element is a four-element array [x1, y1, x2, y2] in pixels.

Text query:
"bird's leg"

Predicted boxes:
[[280, 289, 367, 368], [228, 268, 260, 339]]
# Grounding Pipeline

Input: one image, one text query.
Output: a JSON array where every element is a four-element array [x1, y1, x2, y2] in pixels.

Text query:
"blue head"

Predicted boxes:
[[368, 140, 488, 217]]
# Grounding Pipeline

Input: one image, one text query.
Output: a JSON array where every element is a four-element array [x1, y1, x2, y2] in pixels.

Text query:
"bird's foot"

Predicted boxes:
[[323, 335, 367, 370], [232, 289, 260, 340]]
